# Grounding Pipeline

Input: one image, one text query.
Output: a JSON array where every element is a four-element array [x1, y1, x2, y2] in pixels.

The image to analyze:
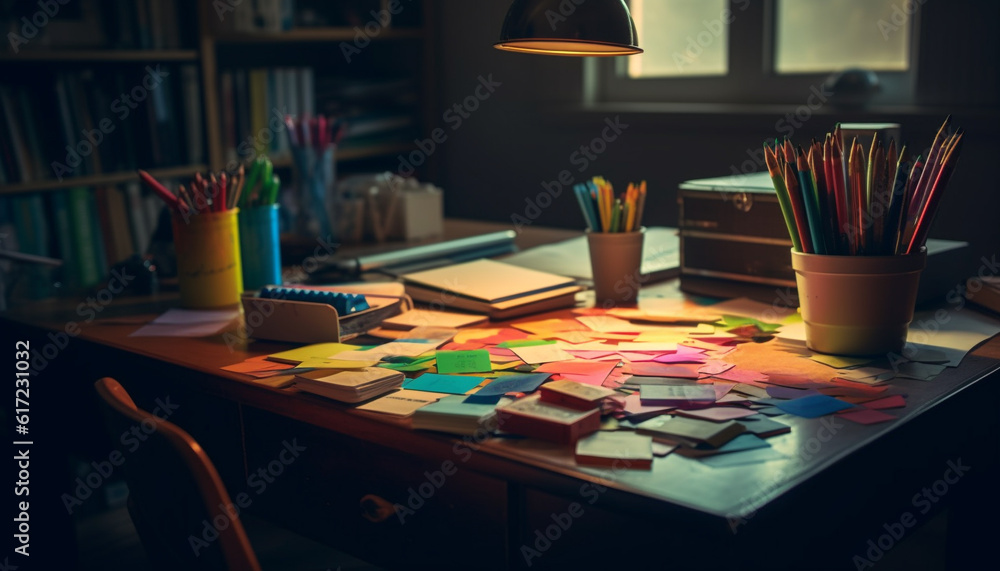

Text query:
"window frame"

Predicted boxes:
[[588, 0, 920, 107]]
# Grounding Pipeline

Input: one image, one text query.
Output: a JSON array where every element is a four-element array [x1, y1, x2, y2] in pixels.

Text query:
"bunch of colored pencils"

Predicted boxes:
[[284, 114, 346, 151], [139, 160, 281, 216], [285, 114, 346, 238], [764, 116, 963, 256], [237, 156, 281, 208], [572, 176, 647, 233]]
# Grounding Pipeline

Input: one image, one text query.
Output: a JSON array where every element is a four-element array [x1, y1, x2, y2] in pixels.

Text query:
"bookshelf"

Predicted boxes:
[[0, 0, 436, 299], [198, 0, 436, 174], [0, 164, 208, 195]]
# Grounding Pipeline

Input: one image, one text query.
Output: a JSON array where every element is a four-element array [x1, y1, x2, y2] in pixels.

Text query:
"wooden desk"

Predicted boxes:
[[4, 226, 999, 570]]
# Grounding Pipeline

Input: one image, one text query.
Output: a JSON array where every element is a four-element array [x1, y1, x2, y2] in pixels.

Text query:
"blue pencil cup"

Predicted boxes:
[[238, 204, 282, 291]]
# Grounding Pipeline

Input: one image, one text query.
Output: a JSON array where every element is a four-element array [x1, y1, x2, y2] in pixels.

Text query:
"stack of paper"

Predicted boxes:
[[401, 259, 582, 320], [411, 395, 501, 436], [293, 368, 405, 403]]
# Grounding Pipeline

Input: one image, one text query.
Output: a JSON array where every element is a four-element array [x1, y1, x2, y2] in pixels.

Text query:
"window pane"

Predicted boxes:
[[775, 0, 910, 73], [627, 0, 728, 78]]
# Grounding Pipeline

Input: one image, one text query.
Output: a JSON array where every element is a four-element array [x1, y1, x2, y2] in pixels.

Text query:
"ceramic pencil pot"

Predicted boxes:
[[791, 249, 926, 356], [171, 209, 243, 308], [586, 227, 646, 306], [238, 204, 282, 291]]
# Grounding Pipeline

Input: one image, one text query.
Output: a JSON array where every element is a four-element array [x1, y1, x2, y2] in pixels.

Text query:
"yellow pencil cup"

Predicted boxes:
[[172, 209, 243, 308]]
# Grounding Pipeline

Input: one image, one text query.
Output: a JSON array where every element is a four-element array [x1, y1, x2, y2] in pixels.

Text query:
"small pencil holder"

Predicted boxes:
[[238, 204, 282, 291], [171, 209, 243, 308], [587, 227, 646, 306], [792, 249, 926, 356]]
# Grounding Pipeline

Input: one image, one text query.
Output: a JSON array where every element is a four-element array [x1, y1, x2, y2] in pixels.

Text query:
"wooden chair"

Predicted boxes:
[[93, 377, 261, 571]]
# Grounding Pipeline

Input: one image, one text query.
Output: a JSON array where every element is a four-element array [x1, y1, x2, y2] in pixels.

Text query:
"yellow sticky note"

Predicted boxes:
[[267, 343, 358, 364], [296, 357, 379, 369]]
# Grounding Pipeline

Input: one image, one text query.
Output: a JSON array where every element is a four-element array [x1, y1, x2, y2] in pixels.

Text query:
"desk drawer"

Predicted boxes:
[[240, 406, 508, 569]]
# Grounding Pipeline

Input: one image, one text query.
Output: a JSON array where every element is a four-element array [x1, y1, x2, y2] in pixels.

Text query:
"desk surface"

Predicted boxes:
[[6, 220, 1000, 570]]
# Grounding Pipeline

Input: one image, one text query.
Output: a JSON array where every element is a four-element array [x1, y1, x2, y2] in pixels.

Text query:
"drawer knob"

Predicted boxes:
[[360, 494, 395, 523]]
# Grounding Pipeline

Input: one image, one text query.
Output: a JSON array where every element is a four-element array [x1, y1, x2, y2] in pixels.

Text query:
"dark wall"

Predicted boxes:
[[428, 0, 999, 263]]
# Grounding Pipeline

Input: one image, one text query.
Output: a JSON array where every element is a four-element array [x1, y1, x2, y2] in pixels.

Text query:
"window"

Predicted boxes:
[[591, 0, 918, 105]]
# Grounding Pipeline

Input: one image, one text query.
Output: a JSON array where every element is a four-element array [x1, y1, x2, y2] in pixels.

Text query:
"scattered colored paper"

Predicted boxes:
[[676, 407, 757, 422], [775, 395, 852, 418], [355, 389, 448, 416], [510, 344, 575, 364], [464, 373, 551, 404], [862, 395, 907, 410], [840, 408, 897, 425], [405, 373, 486, 395]]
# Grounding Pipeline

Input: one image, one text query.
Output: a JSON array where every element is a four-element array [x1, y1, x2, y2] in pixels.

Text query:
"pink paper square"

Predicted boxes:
[[840, 408, 897, 424]]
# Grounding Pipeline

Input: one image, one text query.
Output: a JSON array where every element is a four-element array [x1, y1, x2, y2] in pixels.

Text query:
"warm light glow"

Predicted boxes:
[[494, 39, 642, 56]]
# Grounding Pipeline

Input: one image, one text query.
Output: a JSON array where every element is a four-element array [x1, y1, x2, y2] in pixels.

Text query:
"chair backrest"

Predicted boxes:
[[93, 378, 260, 571]]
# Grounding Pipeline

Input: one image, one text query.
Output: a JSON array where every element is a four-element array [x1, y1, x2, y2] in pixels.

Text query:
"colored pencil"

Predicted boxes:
[[764, 143, 803, 252], [764, 116, 962, 256], [573, 177, 647, 233]]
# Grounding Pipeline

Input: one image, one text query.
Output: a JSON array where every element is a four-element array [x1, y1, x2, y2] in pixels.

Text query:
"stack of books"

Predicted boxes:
[[293, 368, 404, 403], [411, 395, 501, 436], [497, 394, 600, 444]]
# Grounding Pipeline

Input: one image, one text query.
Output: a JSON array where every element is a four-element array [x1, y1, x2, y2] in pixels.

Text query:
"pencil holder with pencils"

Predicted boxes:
[[766, 117, 962, 355], [283, 115, 356, 244], [574, 176, 648, 305], [137, 168, 248, 308]]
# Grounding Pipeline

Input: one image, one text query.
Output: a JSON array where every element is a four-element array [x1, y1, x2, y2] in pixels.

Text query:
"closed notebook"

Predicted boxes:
[[574, 431, 653, 469], [411, 395, 501, 436], [294, 367, 404, 403], [402, 259, 577, 303], [635, 415, 745, 449], [497, 394, 600, 444]]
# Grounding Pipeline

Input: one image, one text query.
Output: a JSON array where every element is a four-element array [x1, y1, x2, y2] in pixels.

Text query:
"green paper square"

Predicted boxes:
[[435, 349, 492, 374]]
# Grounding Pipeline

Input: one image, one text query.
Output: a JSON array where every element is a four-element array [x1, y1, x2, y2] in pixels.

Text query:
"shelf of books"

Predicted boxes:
[[0, 0, 435, 302], [213, 27, 425, 44], [0, 50, 199, 62]]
